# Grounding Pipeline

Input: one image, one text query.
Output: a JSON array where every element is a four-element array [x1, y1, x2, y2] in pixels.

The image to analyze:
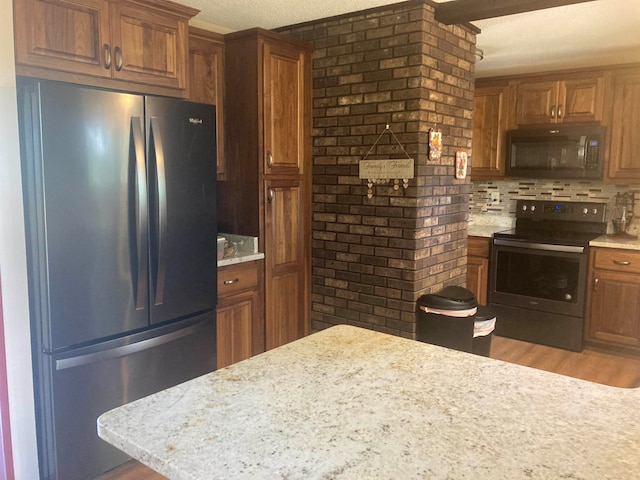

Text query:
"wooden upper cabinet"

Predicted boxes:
[[515, 75, 603, 125], [13, 0, 111, 78], [188, 27, 225, 178], [13, 0, 197, 95], [471, 83, 509, 179], [263, 41, 307, 176], [606, 68, 640, 181]]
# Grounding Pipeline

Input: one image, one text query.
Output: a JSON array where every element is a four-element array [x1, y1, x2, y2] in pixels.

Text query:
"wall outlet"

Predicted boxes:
[[489, 191, 500, 203]]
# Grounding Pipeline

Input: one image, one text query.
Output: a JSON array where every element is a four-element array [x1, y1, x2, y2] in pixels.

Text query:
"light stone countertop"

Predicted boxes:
[[468, 215, 515, 238], [98, 325, 640, 480], [590, 234, 640, 251], [218, 251, 264, 267]]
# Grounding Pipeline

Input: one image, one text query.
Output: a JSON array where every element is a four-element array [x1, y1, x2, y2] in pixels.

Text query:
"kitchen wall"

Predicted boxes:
[[279, 1, 477, 338], [0, 3, 39, 476], [470, 179, 640, 236]]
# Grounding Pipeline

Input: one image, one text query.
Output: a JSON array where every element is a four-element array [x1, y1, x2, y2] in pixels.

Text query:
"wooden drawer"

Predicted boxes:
[[218, 261, 259, 299], [468, 236, 490, 258], [593, 248, 640, 274]]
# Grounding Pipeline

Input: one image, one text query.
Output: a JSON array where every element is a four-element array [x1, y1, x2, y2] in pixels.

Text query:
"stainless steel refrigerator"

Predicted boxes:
[[17, 78, 218, 479]]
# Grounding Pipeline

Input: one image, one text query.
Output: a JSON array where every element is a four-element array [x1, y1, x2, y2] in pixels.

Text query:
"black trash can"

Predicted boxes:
[[416, 286, 496, 357]]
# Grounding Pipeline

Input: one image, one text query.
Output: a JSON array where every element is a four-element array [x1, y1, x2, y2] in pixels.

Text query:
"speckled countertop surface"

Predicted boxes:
[[590, 234, 640, 251], [98, 325, 640, 480], [468, 215, 515, 238]]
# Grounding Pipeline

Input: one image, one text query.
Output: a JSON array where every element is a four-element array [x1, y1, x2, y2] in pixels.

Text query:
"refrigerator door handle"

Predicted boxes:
[[55, 320, 207, 370], [150, 117, 167, 305], [131, 117, 149, 310]]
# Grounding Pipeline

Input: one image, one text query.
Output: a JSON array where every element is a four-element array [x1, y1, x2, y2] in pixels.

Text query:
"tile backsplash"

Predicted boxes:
[[470, 179, 640, 235]]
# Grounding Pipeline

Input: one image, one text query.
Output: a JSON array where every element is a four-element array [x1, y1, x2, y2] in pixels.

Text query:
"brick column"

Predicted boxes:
[[278, 1, 477, 338]]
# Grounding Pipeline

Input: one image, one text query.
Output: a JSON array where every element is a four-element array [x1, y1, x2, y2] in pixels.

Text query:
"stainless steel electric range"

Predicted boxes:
[[489, 199, 607, 351]]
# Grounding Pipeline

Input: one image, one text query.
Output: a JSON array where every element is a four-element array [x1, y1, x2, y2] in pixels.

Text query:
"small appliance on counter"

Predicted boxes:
[[609, 191, 637, 239]]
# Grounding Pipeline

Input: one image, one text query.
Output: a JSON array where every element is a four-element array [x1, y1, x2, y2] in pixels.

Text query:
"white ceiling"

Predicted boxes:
[[185, 0, 640, 78]]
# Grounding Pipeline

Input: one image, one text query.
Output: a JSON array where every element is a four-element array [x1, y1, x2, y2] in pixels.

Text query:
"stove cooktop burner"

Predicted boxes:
[[493, 200, 608, 247]]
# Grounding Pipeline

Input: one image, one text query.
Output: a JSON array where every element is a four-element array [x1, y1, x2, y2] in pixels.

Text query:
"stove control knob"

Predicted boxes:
[[592, 208, 598, 215], [522, 205, 527, 211], [531, 205, 536, 212], [582, 207, 589, 215]]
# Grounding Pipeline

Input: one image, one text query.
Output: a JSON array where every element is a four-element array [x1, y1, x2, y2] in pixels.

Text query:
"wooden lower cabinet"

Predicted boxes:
[[585, 247, 640, 354], [216, 260, 264, 369], [467, 236, 490, 305]]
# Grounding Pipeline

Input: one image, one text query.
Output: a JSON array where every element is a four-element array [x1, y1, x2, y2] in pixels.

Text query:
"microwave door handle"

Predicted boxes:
[[579, 135, 587, 167]]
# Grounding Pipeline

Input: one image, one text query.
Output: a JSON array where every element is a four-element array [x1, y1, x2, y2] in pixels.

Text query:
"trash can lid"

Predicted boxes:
[[418, 286, 478, 311]]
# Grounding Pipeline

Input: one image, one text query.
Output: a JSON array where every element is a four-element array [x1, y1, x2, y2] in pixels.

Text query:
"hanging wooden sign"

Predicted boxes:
[[358, 158, 414, 180]]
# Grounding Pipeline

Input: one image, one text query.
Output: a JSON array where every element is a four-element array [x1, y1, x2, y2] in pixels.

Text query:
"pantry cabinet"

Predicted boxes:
[[585, 247, 640, 354], [219, 28, 312, 351], [217, 260, 264, 368], [514, 75, 604, 126], [13, 0, 196, 96], [188, 27, 226, 178], [605, 67, 640, 181], [471, 83, 509, 179], [467, 236, 490, 305]]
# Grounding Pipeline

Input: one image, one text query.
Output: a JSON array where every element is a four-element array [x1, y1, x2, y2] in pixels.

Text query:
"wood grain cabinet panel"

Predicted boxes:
[[14, 0, 111, 77], [467, 236, 490, 305], [188, 27, 225, 178], [586, 247, 640, 354], [606, 69, 640, 181], [515, 75, 603, 125], [263, 42, 306, 176], [471, 83, 508, 179], [216, 260, 264, 368], [219, 28, 313, 352], [13, 0, 196, 96]]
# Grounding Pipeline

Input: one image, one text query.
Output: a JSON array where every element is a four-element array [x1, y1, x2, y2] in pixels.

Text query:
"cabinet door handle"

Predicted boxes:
[[267, 150, 274, 168], [557, 105, 562, 118], [114, 46, 123, 72], [267, 186, 275, 203], [613, 260, 631, 266], [223, 278, 239, 285], [593, 278, 599, 291], [103, 44, 111, 69], [550, 106, 556, 118]]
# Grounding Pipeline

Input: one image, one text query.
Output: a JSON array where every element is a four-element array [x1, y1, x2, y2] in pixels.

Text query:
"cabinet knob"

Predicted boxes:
[[594, 278, 599, 291], [550, 105, 556, 119], [557, 105, 563, 118], [103, 44, 111, 69], [267, 150, 274, 168], [267, 186, 275, 203], [114, 46, 123, 72]]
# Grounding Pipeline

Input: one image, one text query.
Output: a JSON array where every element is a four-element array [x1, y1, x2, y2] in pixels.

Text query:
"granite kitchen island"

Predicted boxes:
[[98, 325, 640, 479]]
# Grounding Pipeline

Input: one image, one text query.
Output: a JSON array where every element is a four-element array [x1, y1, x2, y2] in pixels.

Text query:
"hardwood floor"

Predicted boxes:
[[97, 334, 640, 479], [490, 334, 640, 388]]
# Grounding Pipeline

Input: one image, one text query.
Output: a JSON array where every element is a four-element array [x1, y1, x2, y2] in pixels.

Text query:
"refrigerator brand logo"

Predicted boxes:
[[189, 117, 203, 125]]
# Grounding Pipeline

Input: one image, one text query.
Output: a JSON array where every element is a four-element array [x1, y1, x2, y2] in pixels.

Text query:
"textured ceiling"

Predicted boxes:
[[185, 0, 640, 78]]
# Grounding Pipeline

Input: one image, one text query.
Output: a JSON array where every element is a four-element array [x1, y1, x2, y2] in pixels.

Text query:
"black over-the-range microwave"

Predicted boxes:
[[506, 125, 605, 179]]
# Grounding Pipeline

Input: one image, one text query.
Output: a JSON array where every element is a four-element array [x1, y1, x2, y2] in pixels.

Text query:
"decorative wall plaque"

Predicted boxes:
[[359, 125, 414, 197]]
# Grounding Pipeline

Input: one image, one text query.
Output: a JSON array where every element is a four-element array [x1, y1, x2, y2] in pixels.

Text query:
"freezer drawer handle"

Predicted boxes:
[[55, 321, 206, 371]]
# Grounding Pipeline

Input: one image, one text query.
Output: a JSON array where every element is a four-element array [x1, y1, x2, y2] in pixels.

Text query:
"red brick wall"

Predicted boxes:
[[278, 1, 477, 338]]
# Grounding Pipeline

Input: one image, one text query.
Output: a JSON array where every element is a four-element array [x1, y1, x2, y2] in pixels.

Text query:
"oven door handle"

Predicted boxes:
[[493, 238, 585, 254]]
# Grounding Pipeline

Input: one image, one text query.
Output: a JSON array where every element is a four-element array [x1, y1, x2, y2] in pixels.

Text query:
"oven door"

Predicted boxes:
[[489, 238, 588, 318]]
